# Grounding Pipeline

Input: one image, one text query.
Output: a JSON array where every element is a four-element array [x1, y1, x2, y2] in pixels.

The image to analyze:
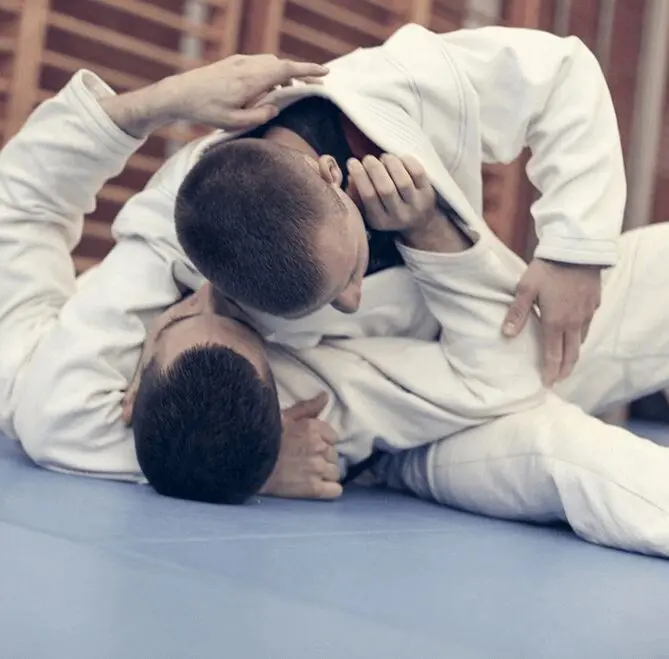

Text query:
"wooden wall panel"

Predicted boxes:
[[3, 0, 665, 269], [2, 0, 243, 272], [651, 51, 669, 225], [0, 1, 21, 145], [606, 0, 647, 161], [239, 0, 412, 61]]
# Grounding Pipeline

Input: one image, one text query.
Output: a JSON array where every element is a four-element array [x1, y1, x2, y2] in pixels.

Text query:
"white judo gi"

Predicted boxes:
[[3, 25, 669, 557]]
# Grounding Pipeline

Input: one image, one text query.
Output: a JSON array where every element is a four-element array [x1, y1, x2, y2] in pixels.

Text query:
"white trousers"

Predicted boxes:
[[377, 224, 669, 557]]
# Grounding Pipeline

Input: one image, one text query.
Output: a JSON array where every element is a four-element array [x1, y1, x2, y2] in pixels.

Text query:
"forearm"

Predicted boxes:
[[99, 77, 179, 139], [396, 225, 544, 408], [400, 206, 473, 254]]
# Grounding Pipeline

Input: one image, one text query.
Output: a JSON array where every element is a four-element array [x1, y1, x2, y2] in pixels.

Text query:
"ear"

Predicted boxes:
[[317, 155, 343, 188]]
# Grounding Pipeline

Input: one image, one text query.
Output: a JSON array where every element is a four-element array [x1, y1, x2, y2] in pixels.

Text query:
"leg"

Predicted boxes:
[[556, 223, 669, 413], [376, 393, 669, 557]]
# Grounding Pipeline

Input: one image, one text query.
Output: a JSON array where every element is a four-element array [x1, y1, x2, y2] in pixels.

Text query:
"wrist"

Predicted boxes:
[[99, 82, 173, 139], [401, 208, 472, 253]]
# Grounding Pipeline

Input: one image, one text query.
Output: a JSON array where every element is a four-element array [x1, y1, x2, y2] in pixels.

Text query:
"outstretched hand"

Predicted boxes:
[[102, 54, 328, 138], [160, 54, 329, 130]]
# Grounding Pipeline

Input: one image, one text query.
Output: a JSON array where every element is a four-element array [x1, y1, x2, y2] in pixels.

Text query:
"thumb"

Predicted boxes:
[[121, 387, 137, 426], [283, 391, 329, 422], [503, 285, 535, 337]]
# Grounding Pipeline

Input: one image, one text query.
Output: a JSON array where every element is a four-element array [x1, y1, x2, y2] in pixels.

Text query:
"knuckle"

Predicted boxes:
[[515, 282, 533, 297], [506, 306, 524, 319], [308, 477, 322, 496], [309, 456, 325, 473], [565, 355, 578, 367], [397, 208, 411, 225]]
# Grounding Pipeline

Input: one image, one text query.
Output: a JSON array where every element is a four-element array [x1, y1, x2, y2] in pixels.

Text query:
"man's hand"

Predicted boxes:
[[347, 153, 471, 253], [260, 392, 343, 500], [101, 54, 328, 138], [347, 154, 437, 232], [503, 259, 602, 386]]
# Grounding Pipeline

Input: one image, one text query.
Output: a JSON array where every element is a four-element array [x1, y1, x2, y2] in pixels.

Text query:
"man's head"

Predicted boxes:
[[175, 137, 369, 318], [127, 286, 281, 504]]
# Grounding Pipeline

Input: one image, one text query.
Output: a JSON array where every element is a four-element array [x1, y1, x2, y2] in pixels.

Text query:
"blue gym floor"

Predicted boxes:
[[2, 424, 669, 659]]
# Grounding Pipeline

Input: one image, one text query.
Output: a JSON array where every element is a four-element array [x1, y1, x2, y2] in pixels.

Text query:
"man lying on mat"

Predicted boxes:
[[4, 52, 669, 558], [8, 25, 627, 487]]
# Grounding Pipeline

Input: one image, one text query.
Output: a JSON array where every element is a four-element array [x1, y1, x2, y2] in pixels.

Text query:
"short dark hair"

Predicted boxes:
[[176, 138, 340, 316], [132, 345, 281, 504]]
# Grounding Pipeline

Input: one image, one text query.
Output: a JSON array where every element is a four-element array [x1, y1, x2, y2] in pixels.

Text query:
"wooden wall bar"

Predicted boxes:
[[0, 0, 666, 270]]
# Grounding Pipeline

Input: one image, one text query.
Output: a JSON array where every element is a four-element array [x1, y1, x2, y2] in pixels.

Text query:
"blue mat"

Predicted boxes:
[[1, 423, 669, 658]]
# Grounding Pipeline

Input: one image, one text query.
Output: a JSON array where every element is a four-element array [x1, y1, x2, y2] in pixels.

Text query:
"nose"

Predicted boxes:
[[331, 283, 362, 314]]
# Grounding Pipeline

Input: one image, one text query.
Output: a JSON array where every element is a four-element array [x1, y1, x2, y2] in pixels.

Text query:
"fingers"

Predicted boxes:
[[541, 320, 563, 387], [581, 303, 598, 343], [361, 156, 403, 216], [322, 460, 341, 482], [216, 105, 279, 131], [315, 420, 338, 445], [283, 391, 329, 422], [122, 367, 142, 426], [292, 76, 325, 85], [560, 327, 581, 381], [313, 457, 343, 500], [253, 59, 327, 95], [325, 444, 338, 466], [400, 155, 430, 189], [380, 154, 416, 204], [121, 397, 134, 426], [315, 481, 344, 500], [281, 60, 329, 81], [347, 158, 385, 224], [503, 283, 536, 337]]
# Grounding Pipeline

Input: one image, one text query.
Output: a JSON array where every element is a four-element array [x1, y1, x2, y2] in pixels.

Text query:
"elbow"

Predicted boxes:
[[15, 388, 66, 469], [15, 377, 141, 481], [15, 378, 99, 472]]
